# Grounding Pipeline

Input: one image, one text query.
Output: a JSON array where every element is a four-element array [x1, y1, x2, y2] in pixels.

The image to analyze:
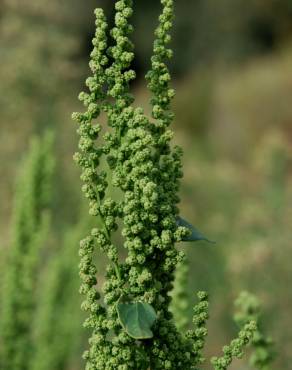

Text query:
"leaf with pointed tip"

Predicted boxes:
[[176, 217, 215, 243], [117, 301, 157, 339]]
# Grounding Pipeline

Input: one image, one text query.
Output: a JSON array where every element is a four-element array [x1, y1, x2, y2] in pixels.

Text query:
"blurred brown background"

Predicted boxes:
[[0, 0, 292, 368]]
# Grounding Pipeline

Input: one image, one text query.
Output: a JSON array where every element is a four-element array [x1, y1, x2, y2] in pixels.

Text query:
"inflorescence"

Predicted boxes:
[[73, 1, 257, 369]]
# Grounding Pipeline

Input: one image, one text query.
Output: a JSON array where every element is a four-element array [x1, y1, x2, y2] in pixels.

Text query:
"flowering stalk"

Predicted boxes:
[[234, 291, 275, 369], [211, 321, 257, 370], [186, 291, 209, 366], [73, 1, 257, 369]]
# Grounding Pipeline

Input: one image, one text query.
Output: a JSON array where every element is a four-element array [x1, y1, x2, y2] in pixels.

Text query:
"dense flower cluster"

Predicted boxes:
[[73, 1, 257, 369]]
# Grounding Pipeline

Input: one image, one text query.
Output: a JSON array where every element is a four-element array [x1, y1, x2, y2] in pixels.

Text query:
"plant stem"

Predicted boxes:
[[91, 174, 122, 282]]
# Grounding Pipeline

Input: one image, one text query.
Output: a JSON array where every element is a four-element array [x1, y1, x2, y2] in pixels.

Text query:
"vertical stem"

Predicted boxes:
[[91, 173, 122, 282]]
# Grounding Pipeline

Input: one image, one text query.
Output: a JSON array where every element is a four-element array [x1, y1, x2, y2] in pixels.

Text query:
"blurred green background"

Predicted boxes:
[[0, 0, 291, 369]]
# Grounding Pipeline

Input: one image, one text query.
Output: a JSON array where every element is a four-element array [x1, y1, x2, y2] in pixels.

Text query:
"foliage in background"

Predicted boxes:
[[0, 0, 87, 236], [98, 0, 292, 73], [0, 134, 88, 370], [31, 223, 86, 370], [0, 133, 54, 370], [177, 99, 292, 367]]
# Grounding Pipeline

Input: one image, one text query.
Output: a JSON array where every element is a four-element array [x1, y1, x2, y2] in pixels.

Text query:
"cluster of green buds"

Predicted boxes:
[[211, 321, 257, 370], [234, 291, 275, 369], [73, 1, 257, 369]]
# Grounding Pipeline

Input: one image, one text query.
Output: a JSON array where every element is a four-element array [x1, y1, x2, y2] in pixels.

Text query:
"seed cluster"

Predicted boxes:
[[234, 292, 275, 369], [211, 321, 257, 370], [186, 291, 209, 366], [73, 1, 256, 369]]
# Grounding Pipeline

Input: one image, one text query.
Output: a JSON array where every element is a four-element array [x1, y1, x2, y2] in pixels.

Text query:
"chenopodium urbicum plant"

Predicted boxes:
[[72, 1, 257, 369]]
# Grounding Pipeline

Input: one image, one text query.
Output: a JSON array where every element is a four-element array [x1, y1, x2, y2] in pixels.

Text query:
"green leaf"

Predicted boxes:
[[117, 301, 157, 339], [176, 216, 215, 243]]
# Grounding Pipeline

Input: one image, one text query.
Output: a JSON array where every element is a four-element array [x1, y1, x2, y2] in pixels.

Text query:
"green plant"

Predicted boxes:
[[0, 0, 85, 235], [73, 1, 257, 369], [0, 132, 54, 370], [30, 222, 86, 370], [234, 291, 275, 370]]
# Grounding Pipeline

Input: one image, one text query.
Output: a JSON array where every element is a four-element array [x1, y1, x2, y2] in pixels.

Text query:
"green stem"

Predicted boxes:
[[90, 169, 122, 282], [114, 262, 121, 281], [99, 213, 122, 282]]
